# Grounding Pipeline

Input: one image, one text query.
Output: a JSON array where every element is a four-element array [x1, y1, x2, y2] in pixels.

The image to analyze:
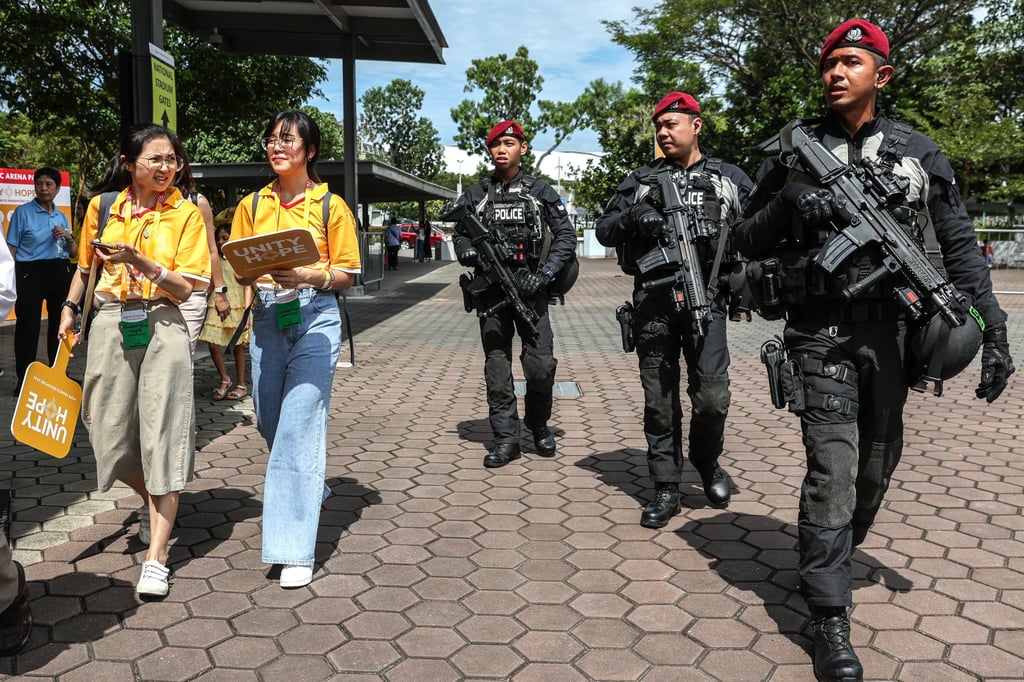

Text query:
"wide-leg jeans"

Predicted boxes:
[[251, 289, 341, 567]]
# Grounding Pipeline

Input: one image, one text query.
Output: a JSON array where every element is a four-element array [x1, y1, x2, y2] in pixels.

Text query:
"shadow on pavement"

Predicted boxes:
[[0, 573, 138, 677], [576, 448, 723, 510], [347, 282, 451, 338], [675, 511, 914, 653]]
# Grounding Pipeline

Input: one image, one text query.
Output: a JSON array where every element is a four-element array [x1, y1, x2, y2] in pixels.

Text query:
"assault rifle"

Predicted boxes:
[[442, 204, 539, 337], [788, 123, 967, 328], [635, 166, 712, 336]]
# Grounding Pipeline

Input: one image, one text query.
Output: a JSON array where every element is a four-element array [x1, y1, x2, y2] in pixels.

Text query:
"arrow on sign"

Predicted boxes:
[[161, 110, 170, 128]]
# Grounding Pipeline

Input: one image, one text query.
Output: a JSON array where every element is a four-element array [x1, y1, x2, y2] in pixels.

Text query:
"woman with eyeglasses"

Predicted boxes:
[[58, 123, 211, 598], [230, 110, 361, 588]]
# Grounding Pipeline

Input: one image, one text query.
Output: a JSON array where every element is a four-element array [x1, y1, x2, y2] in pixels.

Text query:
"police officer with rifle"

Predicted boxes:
[[736, 20, 1015, 682], [452, 120, 578, 469], [596, 92, 753, 528]]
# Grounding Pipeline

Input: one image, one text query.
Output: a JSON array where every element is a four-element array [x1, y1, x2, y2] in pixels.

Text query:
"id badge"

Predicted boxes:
[[119, 307, 151, 349], [275, 289, 301, 329]]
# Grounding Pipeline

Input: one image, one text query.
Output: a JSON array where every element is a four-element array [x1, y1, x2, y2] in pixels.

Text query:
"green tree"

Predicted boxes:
[[451, 46, 610, 172], [359, 79, 444, 179], [0, 0, 326, 195], [605, 1, 980, 162]]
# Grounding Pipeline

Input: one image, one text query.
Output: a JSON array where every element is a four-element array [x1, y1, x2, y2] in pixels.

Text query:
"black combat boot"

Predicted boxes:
[[484, 443, 521, 469], [695, 463, 732, 507], [530, 426, 556, 457], [0, 562, 32, 656], [640, 484, 681, 529], [809, 606, 863, 682]]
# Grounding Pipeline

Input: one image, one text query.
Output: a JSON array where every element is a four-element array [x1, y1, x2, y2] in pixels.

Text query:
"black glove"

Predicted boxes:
[[457, 248, 478, 267], [626, 203, 666, 238], [515, 269, 549, 297], [976, 325, 1015, 403], [781, 183, 835, 227]]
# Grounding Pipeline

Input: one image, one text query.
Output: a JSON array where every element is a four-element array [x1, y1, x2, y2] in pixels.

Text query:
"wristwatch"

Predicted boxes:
[[214, 286, 228, 295]]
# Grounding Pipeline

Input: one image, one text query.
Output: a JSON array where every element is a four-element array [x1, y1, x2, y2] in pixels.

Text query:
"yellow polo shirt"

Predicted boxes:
[[230, 181, 361, 287], [79, 187, 211, 301]]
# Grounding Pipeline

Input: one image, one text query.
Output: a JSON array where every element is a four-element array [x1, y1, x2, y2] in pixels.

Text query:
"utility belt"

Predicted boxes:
[[760, 336, 860, 416], [786, 301, 904, 325]]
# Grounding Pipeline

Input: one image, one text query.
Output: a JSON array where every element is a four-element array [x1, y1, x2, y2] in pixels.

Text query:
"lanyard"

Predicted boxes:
[[118, 189, 165, 302]]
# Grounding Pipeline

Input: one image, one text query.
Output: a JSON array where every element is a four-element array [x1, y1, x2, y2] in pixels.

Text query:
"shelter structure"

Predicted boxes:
[[127, 0, 448, 214]]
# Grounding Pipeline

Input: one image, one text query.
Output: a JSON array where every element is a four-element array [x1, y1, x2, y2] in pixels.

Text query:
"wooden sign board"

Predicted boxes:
[[11, 340, 81, 459], [222, 228, 320, 279]]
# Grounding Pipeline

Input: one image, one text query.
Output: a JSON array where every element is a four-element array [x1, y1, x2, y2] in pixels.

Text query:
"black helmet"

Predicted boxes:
[[907, 309, 983, 396]]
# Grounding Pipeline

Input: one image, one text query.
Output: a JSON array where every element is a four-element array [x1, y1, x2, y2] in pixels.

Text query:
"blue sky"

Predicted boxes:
[[308, 1, 641, 157]]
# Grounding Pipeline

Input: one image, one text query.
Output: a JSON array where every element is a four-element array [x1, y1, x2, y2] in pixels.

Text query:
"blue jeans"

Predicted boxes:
[[251, 289, 340, 566]]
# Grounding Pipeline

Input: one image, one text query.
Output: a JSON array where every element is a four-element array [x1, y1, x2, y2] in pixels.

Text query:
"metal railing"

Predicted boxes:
[[359, 231, 385, 290]]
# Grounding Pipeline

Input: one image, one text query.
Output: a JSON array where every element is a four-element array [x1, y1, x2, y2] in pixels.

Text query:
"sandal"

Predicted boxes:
[[227, 384, 248, 400], [212, 379, 231, 401]]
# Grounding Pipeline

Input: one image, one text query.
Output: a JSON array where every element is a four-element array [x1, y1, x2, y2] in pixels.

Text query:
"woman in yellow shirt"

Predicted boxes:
[[231, 110, 361, 588], [58, 123, 211, 598]]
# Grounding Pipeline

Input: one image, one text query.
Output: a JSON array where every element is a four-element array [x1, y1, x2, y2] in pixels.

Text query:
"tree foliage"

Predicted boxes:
[[0, 0, 326, 198], [359, 79, 444, 179], [593, 0, 1023, 208], [450, 46, 607, 173]]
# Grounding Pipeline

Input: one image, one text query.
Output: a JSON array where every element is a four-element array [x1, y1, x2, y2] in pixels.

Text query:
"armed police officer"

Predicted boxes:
[[736, 19, 1015, 682], [595, 92, 752, 528], [451, 120, 577, 469]]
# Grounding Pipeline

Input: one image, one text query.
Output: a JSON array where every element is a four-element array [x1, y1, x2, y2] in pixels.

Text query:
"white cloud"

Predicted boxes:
[[309, 1, 640, 155]]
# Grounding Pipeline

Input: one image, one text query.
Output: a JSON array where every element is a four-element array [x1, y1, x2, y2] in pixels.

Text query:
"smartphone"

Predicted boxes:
[[91, 240, 121, 253]]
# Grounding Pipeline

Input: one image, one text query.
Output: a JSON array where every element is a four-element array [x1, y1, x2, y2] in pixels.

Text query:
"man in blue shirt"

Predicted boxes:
[[6, 167, 77, 394]]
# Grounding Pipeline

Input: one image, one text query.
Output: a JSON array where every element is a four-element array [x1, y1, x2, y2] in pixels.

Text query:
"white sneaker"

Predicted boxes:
[[137, 505, 150, 545], [136, 560, 170, 596], [279, 564, 313, 588]]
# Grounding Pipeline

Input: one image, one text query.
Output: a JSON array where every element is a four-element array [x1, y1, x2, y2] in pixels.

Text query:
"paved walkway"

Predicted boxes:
[[0, 254, 1022, 680]]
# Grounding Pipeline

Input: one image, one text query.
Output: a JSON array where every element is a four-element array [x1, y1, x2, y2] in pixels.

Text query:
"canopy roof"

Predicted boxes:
[[190, 159, 456, 204], [165, 0, 446, 63]]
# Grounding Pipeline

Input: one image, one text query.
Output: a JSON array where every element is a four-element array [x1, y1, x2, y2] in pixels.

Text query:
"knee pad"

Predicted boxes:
[[521, 347, 555, 390], [689, 373, 730, 417], [801, 422, 859, 528], [484, 352, 515, 405]]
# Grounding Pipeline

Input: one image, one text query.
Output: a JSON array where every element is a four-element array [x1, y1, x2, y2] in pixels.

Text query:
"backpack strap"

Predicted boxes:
[[95, 190, 119, 239]]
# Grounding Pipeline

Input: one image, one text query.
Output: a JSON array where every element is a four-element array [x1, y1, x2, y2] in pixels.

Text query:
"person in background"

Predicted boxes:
[[384, 216, 401, 270], [201, 223, 252, 400], [230, 110, 361, 588], [595, 91, 752, 527], [981, 238, 995, 269], [415, 220, 427, 262], [58, 123, 211, 598], [0, 242, 32, 655], [421, 221, 433, 262], [735, 19, 1014, 681], [6, 167, 77, 394], [175, 148, 231, 355]]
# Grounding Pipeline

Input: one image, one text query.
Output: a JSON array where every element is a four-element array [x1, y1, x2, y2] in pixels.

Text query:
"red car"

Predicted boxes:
[[399, 224, 450, 249]]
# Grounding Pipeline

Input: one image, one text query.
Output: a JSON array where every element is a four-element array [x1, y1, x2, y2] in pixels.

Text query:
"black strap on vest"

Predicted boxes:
[[878, 120, 913, 171]]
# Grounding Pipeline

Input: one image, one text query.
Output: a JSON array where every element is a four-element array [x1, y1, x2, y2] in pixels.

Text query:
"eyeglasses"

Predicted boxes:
[[138, 155, 184, 171], [261, 135, 301, 151]]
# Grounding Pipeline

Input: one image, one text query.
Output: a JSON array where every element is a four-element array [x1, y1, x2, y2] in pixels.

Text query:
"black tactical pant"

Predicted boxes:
[[633, 285, 731, 486], [783, 316, 908, 608], [14, 258, 73, 385], [479, 289, 555, 445]]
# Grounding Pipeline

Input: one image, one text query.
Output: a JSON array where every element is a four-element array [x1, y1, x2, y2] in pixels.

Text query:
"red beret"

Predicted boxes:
[[652, 92, 701, 121], [486, 120, 525, 147], [819, 19, 890, 73]]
